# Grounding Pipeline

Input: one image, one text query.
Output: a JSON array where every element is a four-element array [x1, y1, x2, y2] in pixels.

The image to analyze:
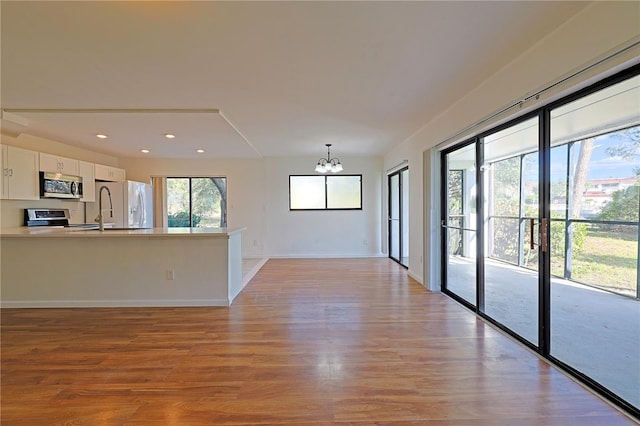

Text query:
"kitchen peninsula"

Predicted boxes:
[[1, 227, 246, 308]]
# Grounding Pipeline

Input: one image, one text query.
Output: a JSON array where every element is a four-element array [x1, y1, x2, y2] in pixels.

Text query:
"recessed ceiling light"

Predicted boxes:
[[141, 149, 150, 153], [164, 133, 176, 139], [196, 149, 205, 153], [96, 134, 108, 139]]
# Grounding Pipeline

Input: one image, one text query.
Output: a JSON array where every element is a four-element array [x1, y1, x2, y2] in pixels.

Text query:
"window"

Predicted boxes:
[[167, 177, 227, 227], [289, 175, 362, 210]]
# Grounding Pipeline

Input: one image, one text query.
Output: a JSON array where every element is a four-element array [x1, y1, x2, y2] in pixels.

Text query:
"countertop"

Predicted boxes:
[[0, 227, 246, 239]]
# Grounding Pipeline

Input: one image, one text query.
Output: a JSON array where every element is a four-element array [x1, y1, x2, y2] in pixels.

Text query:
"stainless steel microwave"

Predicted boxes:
[[39, 172, 83, 199]]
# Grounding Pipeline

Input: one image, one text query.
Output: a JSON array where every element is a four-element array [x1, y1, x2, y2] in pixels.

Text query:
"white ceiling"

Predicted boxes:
[[1, 1, 587, 159]]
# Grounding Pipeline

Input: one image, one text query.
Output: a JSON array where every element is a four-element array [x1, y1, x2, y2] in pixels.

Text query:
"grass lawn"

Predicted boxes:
[[570, 230, 638, 297]]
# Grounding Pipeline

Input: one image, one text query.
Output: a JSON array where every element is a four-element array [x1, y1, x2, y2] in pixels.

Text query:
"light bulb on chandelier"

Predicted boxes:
[[314, 144, 343, 173]]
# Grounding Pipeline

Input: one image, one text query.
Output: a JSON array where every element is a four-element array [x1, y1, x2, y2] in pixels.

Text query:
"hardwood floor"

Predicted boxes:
[[1, 258, 635, 425]]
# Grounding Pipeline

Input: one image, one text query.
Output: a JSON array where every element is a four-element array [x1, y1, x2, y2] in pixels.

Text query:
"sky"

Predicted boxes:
[[550, 132, 639, 182]]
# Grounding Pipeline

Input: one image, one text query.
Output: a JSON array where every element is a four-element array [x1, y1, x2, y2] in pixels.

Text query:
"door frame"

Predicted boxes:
[[440, 139, 480, 311], [388, 166, 409, 267]]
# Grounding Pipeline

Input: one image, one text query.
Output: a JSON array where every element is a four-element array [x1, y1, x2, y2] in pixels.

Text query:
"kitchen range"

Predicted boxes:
[[24, 208, 103, 230]]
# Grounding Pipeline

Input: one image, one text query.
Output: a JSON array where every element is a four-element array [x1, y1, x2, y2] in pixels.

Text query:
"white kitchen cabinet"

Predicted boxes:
[[0, 145, 6, 198], [79, 161, 96, 202], [0, 145, 5, 198], [1, 145, 40, 200], [95, 164, 126, 182], [39, 152, 79, 176]]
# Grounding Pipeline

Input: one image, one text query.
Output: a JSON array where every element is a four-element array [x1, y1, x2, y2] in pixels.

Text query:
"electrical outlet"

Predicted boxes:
[[253, 239, 258, 246], [363, 239, 368, 246], [166, 269, 175, 280]]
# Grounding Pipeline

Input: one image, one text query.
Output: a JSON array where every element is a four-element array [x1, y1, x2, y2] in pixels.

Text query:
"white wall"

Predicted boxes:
[[118, 157, 267, 259], [383, 1, 640, 290], [120, 155, 384, 259], [264, 156, 383, 258], [0, 133, 120, 227]]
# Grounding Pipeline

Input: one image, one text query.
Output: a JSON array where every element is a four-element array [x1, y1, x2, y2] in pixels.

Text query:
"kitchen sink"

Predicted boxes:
[[89, 227, 147, 231], [66, 223, 99, 230]]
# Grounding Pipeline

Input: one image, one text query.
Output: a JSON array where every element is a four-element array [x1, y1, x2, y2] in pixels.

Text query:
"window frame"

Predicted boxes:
[[289, 174, 363, 211], [166, 176, 227, 227]]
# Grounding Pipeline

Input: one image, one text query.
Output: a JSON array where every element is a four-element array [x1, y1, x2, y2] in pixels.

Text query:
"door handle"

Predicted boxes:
[[529, 219, 535, 250], [530, 218, 548, 252]]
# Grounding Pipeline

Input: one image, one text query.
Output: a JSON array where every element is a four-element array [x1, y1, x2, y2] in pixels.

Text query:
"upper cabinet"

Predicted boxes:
[[1, 145, 40, 200], [39, 153, 79, 176], [95, 164, 126, 182], [79, 161, 96, 202], [0, 146, 125, 202]]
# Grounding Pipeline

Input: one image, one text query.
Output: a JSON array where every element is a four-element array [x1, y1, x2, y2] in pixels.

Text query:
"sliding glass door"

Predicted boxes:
[[389, 167, 409, 267], [548, 73, 640, 410], [482, 117, 540, 345], [442, 142, 477, 306], [439, 65, 640, 414]]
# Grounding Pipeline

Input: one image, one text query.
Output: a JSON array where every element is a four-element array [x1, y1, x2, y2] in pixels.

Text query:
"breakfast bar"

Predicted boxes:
[[1, 227, 246, 308]]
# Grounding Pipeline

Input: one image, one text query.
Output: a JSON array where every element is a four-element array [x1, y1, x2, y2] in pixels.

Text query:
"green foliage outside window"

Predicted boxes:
[[167, 177, 227, 228], [490, 157, 521, 263], [597, 185, 640, 223], [167, 211, 201, 227], [490, 155, 588, 268]]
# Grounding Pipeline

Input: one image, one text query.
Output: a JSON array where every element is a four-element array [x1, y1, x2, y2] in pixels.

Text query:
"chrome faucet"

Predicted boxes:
[[95, 186, 113, 231]]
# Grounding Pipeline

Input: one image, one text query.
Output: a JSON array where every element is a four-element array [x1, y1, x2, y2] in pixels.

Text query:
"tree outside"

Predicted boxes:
[[167, 177, 227, 228], [447, 169, 463, 255], [551, 127, 639, 296]]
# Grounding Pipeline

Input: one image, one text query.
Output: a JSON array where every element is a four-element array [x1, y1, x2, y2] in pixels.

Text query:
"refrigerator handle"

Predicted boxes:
[[138, 191, 145, 227]]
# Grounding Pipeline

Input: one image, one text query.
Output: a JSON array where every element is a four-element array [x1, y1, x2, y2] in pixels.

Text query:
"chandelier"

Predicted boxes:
[[315, 144, 343, 173]]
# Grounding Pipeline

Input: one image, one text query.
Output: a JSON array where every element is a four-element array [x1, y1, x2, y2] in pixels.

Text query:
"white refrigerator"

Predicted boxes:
[[86, 181, 153, 228]]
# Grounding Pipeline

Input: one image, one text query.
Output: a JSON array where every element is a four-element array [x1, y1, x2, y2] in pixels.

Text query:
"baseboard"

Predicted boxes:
[[0, 299, 230, 308], [243, 257, 268, 286], [266, 253, 387, 259], [226, 257, 270, 306], [407, 270, 424, 285]]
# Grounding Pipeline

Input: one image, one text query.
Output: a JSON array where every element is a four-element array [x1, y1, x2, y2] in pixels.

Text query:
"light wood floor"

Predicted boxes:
[[1, 258, 635, 425]]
